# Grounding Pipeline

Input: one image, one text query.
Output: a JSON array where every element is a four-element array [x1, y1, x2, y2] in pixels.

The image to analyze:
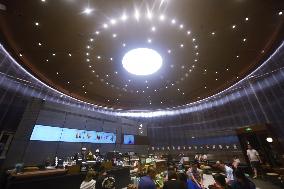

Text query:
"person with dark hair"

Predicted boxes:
[[187, 163, 203, 188], [231, 169, 256, 189], [138, 166, 156, 189], [80, 170, 97, 189], [209, 174, 231, 189], [95, 167, 108, 189], [163, 170, 186, 189], [215, 161, 234, 184]]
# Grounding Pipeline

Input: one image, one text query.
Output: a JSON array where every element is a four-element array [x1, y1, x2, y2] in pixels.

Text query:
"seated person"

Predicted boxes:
[[163, 170, 186, 189], [209, 174, 232, 189], [216, 161, 234, 184], [80, 170, 97, 189], [231, 169, 256, 189], [187, 163, 203, 188], [138, 166, 156, 189]]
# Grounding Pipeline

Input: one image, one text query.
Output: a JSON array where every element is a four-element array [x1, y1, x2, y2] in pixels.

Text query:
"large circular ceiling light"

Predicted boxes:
[[122, 48, 163, 75]]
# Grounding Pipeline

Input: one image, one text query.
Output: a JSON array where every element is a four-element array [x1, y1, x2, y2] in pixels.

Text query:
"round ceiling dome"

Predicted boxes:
[[122, 48, 163, 76]]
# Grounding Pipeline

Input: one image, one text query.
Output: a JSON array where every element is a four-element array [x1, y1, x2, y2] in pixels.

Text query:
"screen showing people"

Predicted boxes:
[[123, 134, 134, 144], [30, 125, 116, 143]]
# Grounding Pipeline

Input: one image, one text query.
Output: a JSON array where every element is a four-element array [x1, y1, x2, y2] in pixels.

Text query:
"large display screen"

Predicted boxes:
[[123, 134, 134, 144], [30, 125, 116, 143]]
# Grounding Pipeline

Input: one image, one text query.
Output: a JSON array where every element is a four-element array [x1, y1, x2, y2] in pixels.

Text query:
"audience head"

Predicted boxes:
[[178, 172, 188, 183], [247, 144, 252, 149], [213, 173, 226, 187], [234, 169, 247, 182], [147, 166, 156, 179], [167, 170, 178, 180], [84, 170, 96, 182]]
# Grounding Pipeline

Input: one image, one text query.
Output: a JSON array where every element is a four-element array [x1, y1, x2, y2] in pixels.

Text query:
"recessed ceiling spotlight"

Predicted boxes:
[[226, 68, 229, 71], [167, 49, 171, 54], [196, 52, 199, 55], [41, 0, 46, 2], [92, 70, 95, 73], [112, 33, 117, 38], [147, 12, 153, 19], [110, 19, 116, 25], [67, 81, 70, 84], [215, 71, 218, 74], [245, 17, 249, 21], [194, 59, 198, 62], [134, 10, 140, 21], [180, 44, 184, 48], [194, 45, 198, 49], [86, 58, 90, 62], [215, 78, 218, 81], [159, 14, 165, 21], [121, 13, 128, 21], [204, 69, 207, 72], [192, 65, 195, 68], [103, 23, 108, 28], [236, 55, 239, 58], [115, 71, 118, 74], [261, 50, 265, 54], [110, 57, 113, 61], [171, 19, 176, 24], [35, 22, 39, 26], [97, 56, 101, 59], [279, 11, 283, 16], [89, 65, 92, 68], [192, 38, 196, 42], [122, 43, 126, 47], [38, 42, 42, 46], [83, 7, 93, 15], [182, 92, 185, 95], [151, 26, 156, 31], [147, 38, 152, 43], [86, 52, 89, 56], [52, 53, 56, 56], [95, 31, 100, 35], [179, 24, 184, 29], [90, 38, 94, 42], [68, 53, 72, 56], [243, 38, 247, 42], [204, 86, 207, 89], [232, 25, 236, 29], [19, 53, 23, 57], [86, 45, 90, 49], [56, 72, 59, 75], [187, 30, 191, 35], [211, 32, 215, 35]]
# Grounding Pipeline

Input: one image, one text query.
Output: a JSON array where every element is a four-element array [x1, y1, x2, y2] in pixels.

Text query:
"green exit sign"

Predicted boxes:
[[245, 127, 253, 132]]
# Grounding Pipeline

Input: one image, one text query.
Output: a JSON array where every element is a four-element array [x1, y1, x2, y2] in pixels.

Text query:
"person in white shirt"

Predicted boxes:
[[246, 144, 262, 179], [80, 170, 96, 189], [216, 161, 234, 184]]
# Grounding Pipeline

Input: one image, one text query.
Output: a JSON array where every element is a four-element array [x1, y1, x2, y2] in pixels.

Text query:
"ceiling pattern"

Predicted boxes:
[[0, 0, 283, 109]]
